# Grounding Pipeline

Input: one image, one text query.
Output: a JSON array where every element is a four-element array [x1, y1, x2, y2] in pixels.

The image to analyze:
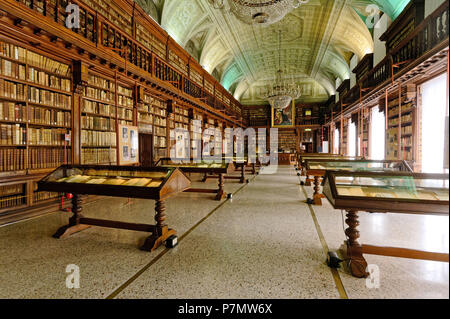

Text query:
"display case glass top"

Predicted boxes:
[[305, 159, 412, 172], [322, 171, 449, 214], [157, 158, 234, 173], [299, 155, 361, 165], [38, 165, 190, 200]]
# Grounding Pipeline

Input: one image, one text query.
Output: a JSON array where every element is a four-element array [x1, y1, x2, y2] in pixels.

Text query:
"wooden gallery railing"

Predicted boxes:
[[10, 0, 243, 122], [359, 1, 449, 95]]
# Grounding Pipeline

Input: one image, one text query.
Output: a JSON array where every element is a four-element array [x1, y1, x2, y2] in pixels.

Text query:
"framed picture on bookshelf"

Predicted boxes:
[[118, 125, 139, 165], [272, 101, 295, 128]]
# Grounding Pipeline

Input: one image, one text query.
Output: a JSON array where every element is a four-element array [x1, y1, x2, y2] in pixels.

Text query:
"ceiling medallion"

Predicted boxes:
[[260, 30, 301, 109], [208, 0, 309, 26]]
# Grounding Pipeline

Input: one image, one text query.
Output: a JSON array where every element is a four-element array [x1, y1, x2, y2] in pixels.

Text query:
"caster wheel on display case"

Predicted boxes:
[[165, 235, 178, 248], [306, 198, 314, 205], [227, 193, 233, 199], [300, 181, 305, 186]]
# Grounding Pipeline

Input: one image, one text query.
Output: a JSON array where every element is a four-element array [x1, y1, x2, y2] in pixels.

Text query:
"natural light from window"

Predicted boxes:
[[370, 107, 385, 160], [421, 73, 448, 173], [348, 122, 356, 157]]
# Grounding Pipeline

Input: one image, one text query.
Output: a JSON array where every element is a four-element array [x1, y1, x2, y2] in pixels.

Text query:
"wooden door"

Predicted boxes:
[[139, 133, 153, 167]]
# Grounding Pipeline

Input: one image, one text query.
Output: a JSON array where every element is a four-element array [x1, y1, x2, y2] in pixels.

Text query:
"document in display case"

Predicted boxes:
[[321, 171, 449, 278], [38, 165, 190, 251], [304, 159, 413, 205]]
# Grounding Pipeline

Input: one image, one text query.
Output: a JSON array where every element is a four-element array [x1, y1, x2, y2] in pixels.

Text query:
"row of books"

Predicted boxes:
[[0, 148, 25, 171], [0, 124, 26, 145], [154, 116, 166, 127], [83, 100, 115, 117], [388, 113, 413, 126], [117, 85, 132, 97], [33, 190, 60, 203], [0, 79, 26, 100], [0, 58, 26, 80], [0, 41, 27, 62], [27, 128, 70, 146], [0, 40, 70, 77], [401, 125, 413, 135], [29, 87, 72, 109], [0, 102, 26, 122], [26, 50, 71, 77], [28, 67, 71, 92], [138, 112, 153, 123], [30, 106, 71, 127], [154, 136, 167, 148], [388, 102, 414, 118], [81, 130, 117, 147], [0, 184, 23, 197], [28, 148, 71, 169], [154, 126, 166, 137], [118, 94, 133, 108], [0, 193, 25, 209], [401, 136, 413, 148], [87, 74, 115, 91], [118, 119, 132, 126], [85, 87, 114, 102], [82, 116, 116, 131], [117, 107, 133, 120], [81, 148, 117, 165]]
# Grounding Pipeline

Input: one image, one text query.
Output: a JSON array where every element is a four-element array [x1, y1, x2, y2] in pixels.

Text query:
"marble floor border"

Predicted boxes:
[[295, 173, 349, 299]]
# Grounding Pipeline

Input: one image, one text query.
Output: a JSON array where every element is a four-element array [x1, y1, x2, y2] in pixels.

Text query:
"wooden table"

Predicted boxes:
[[38, 165, 190, 251], [298, 154, 361, 179], [304, 159, 413, 206], [202, 157, 250, 184], [322, 171, 449, 278], [156, 158, 235, 200]]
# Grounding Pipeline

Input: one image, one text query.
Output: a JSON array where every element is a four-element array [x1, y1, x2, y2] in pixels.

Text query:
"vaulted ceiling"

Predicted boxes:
[[135, 0, 410, 105]]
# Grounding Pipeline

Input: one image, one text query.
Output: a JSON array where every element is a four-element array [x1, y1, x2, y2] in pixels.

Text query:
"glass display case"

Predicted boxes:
[[38, 165, 191, 251], [305, 159, 413, 173], [321, 171, 449, 278], [156, 158, 235, 200], [322, 171, 448, 212], [303, 159, 413, 206]]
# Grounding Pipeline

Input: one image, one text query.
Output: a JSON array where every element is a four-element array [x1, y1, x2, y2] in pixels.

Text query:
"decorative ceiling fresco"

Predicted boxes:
[[135, 0, 411, 105]]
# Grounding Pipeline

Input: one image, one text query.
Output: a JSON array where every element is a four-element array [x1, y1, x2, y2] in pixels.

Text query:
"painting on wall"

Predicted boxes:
[[272, 100, 295, 127]]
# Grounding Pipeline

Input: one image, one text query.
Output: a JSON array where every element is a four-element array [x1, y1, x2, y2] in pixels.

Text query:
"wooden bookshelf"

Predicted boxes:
[[0, 38, 72, 217], [81, 71, 117, 165], [383, 86, 417, 161]]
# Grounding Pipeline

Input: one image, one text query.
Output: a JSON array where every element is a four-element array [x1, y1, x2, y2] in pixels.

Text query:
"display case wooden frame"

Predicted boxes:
[[38, 165, 190, 251], [304, 159, 413, 206], [202, 156, 250, 184], [322, 171, 449, 278], [156, 158, 235, 200]]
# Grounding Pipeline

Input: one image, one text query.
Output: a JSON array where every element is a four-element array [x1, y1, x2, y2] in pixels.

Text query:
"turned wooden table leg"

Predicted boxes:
[[252, 163, 256, 175], [344, 210, 369, 278], [141, 199, 176, 251], [53, 194, 90, 239], [239, 164, 245, 183], [312, 176, 322, 206], [201, 172, 207, 182], [305, 175, 312, 186], [215, 173, 226, 200]]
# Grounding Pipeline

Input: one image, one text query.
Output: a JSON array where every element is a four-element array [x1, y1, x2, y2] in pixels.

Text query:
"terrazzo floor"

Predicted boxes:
[[0, 166, 448, 299]]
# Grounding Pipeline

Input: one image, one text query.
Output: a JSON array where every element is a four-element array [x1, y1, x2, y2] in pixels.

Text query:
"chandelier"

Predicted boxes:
[[208, 0, 309, 25], [261, 31, 301, 109]]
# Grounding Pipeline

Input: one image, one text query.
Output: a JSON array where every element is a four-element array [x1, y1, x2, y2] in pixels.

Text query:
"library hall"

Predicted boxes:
[[0, 0, 449, 303]]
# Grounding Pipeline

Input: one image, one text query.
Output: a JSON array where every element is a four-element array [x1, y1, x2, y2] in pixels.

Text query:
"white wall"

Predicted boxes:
[[349, 54, 359, 88], [373, 13, 391, 66], [425, 0, 446, 17]]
